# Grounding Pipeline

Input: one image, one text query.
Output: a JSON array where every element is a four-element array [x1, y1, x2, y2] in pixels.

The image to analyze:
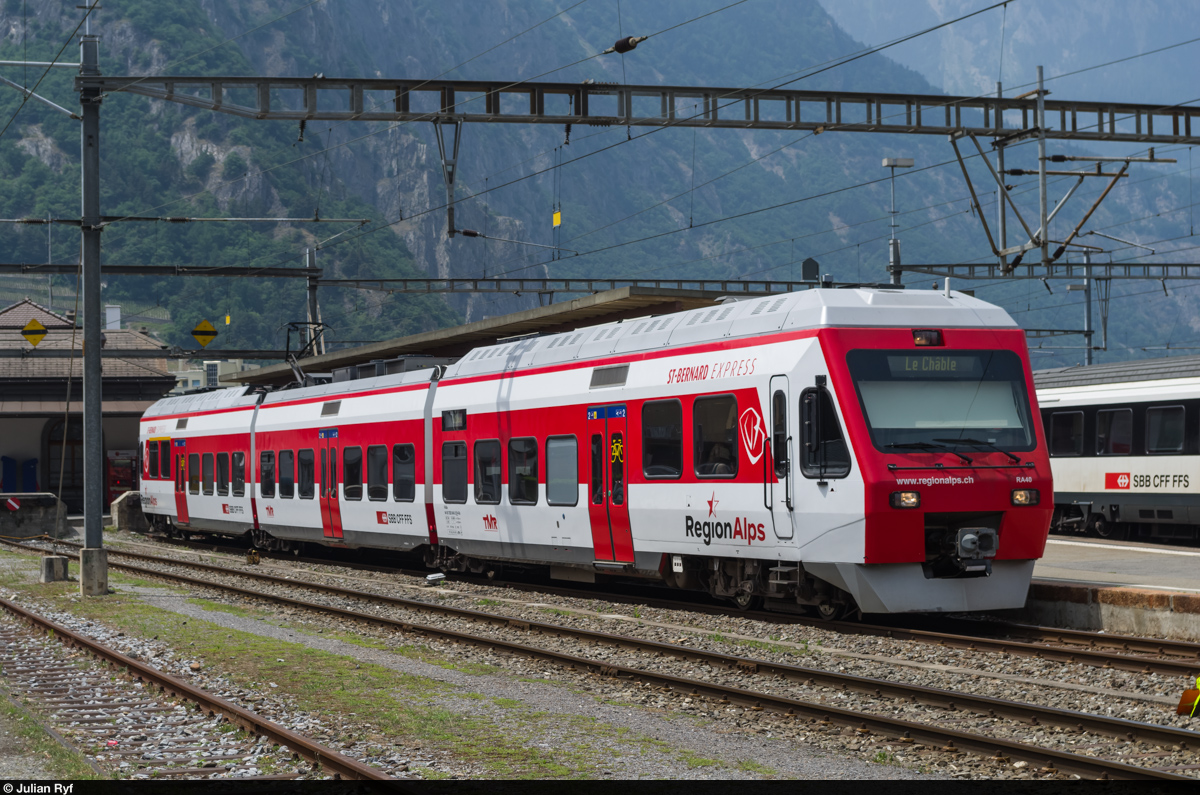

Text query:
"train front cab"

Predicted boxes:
[[808, 326, 1053, 613]]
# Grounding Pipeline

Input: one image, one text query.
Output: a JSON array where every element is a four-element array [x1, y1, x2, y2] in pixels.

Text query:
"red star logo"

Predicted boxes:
[[707, 492, 719, 517]]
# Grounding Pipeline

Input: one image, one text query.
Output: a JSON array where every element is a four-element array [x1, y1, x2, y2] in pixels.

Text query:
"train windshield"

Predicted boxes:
[[846, 349, 1036, 452]]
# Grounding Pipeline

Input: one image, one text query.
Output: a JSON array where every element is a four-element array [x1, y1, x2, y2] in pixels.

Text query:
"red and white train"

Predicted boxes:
[[139, 287, 1052, 616]]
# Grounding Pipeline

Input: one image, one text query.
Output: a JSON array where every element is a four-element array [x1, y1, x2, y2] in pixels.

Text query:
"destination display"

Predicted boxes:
[[885, 354, 985, 378]]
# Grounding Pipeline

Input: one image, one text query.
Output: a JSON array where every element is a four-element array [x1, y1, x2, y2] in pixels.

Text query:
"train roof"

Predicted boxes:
[[141, 367, 440, 419], [444, 287, 1016, 379], [1034, 354, 1200, 391], [141, 288, 1017, 418]]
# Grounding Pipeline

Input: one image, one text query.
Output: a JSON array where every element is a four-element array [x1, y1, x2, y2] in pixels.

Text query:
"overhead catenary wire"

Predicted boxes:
[[305, 36, 1200, 285]]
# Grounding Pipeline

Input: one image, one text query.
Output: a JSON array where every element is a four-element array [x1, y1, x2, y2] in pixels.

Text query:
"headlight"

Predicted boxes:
[[890, 491, 920, 509], [1011, 489, 1040, 506]]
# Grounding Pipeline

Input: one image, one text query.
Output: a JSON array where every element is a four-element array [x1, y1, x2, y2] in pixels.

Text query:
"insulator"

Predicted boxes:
[[1004, 168, 1030, 176], [1051, 245, 1066, 261], [460, 229, 481, 238], [1049, 155, 1067, 163], [1010, 252, 1024, 267], [604, 35, 647, 54]]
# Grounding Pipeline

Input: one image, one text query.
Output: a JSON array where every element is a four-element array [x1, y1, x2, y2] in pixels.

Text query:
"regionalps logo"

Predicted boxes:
[[685, 491, 766, 546]]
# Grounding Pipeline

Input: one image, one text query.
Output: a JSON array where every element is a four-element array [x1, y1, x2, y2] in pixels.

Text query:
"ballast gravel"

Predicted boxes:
[[130, 585, 937, 780], [24, 533, 1200, 779], [1, 548, 936, 780]]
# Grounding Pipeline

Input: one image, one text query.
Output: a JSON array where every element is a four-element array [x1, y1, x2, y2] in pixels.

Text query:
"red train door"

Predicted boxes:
[[586, 404, 633, 563], [173, 442, 189, 524], [319, 428, 343, 539]]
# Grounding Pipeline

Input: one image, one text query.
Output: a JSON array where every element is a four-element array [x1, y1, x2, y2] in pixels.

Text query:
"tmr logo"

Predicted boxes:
[[483, 514, 499, 531], [1105, 472, 1131, 490], [376, 511, 414, 525], [739, 407, 766, 465], [221, 504, 245, 515]]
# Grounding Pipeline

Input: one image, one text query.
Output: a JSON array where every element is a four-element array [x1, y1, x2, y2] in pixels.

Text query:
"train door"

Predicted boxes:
[[173, 441, 189, 524], [586, 404, 634, 563], [318, 428, 343, 539], [767, 376, 794, 539]]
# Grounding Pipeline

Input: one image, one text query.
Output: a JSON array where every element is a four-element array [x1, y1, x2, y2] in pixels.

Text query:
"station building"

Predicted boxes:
[[0, 298, 175, 510]]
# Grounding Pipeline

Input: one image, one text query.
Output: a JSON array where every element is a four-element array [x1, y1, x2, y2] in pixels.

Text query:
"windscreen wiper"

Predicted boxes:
[[884, 442, 972, 464], [933, 437, 1020, 464]]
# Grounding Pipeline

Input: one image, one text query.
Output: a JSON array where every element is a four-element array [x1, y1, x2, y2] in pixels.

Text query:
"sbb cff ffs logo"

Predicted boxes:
[[1105, 473, 1131, 489]]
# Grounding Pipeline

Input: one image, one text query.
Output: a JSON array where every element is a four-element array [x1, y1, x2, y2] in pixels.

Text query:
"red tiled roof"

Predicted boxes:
[[0, 298, 74, 329], [0, 328, 172, 379]]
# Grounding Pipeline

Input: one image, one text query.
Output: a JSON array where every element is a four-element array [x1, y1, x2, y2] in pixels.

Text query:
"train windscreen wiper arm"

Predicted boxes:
[[933, 437, 1021, 464], [884, 442, 972, 465]]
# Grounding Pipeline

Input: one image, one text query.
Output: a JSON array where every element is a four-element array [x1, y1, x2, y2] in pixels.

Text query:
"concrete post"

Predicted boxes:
[[79, 34, 107, 596]]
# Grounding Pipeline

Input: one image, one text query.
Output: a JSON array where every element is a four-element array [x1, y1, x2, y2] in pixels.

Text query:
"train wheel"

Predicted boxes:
[[814, 601, 846, 621], [728, 591, 762, 611], [1090, 516, 1127, 541]]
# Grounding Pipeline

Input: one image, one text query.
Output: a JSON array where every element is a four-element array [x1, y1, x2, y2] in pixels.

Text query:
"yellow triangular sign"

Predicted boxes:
[[21, 318, 46, 347], [192, 319, 217, 348]]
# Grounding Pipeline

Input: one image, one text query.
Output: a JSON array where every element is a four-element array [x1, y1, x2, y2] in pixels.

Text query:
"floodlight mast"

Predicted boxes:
[[882, 157, 914, 285]]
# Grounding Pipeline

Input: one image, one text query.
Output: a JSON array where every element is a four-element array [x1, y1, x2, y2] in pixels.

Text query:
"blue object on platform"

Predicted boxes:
[[21, 459, 38, 492], [0, 456, 15, 493]]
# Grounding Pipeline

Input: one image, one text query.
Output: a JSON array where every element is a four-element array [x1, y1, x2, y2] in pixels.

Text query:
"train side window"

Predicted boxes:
[[216, 453, 229, 496], [642, 400, 683, 478], [694, 395, 738, 477], [343, 447, 363, 500], [202, 453, 214, 495], [279, 450, 295, 498], [772, 390, 788, 478], [547, 436, 578, 506], [1096, 409, 1132, 455], [800, 387, 851, 479], [297, 449, 315, 499], [1049, 411, 1083, 456], [260, 452, 275, 498], [1146, 405, 1185, 454], [148, 442, 159, 479], [474, 440, 502, 505], [590, 435, 604, 504], [188, 453, 200, 494], [367, 445, 388, 501], [509, 438, 538, 505], [442, 442, 467, 503], [232, 452, 245, 497], [159, 441, 171, 478], [393, 444, 416, 502]]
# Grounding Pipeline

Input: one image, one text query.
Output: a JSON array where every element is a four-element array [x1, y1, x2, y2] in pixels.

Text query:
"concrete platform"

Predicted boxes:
[[1001, 538, 1200, 640], [1035, 537, 1200, 593]]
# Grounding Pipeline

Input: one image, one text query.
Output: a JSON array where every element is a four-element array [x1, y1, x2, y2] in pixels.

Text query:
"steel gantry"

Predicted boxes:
[[73, 74, 1200, 144]]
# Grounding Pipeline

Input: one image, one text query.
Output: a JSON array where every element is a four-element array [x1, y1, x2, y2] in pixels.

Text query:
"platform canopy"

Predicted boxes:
[[224, 286, 727, 387]]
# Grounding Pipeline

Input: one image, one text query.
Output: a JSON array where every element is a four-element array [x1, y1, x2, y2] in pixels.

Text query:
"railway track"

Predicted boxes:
[[95, 533, 1200, 676], [0, 596, 389, 781], [5, 538, 1196, 780]]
